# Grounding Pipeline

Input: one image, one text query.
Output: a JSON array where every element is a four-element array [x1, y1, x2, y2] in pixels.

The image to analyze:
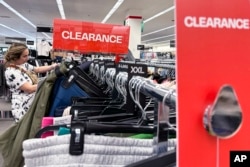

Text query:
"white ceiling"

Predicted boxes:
[[0, 0, 175, 47]]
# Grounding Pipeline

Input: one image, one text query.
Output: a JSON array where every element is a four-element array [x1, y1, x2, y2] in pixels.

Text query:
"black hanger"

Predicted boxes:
[[69, 90, 151, 124], [35, 121, 154, 138], [75, 64, 100, 87], [34, 119, 155, 155], [70, 104, 134, 122], [63, 69, 106, 97], [71, 96, 112, 105], [71, 96, 125, 114]]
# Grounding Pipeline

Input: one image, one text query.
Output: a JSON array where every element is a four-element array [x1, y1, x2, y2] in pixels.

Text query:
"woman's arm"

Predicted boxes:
[[33, 63, 57, 73], [19, 82, 37, 94]]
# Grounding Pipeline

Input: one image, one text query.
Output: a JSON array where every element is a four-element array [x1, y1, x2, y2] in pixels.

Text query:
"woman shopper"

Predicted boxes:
[[4, 43, 57, 122]]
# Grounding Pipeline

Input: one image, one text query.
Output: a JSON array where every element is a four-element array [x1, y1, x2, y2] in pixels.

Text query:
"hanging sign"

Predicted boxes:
[[53, 19, 130, 54], [37, 27, 53, 33], [137, 44, 145, 50], [5, 37, 26, 44], [176, 0, 250, 167], [26, 40, 34, 45], [170, 40, 175, 48]]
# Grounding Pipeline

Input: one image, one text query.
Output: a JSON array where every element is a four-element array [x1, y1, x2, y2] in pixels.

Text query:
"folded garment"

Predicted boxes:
[[23, 134, 154, 150], [24, 154, 151, 167], [23, 143, 155, 157], [23, 134, 176, 167], [24, 164, 124, 167], [31, 164, 124, 167]]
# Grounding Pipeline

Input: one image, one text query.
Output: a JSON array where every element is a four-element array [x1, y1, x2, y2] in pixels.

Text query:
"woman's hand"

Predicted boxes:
[[34, 63, 59, 73], [50, 63, 58, 70]]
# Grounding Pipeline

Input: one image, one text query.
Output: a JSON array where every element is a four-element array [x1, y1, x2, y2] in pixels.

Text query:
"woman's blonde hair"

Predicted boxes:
[[4, 43, 28, 64]]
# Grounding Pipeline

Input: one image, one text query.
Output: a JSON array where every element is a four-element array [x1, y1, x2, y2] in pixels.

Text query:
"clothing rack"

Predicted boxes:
[[145, 63, 175, 70], [127, 76, 177, 167], [136, 76, 176, 108], [122, 60, 175, 69], [0, 62, 11, 103], [30, 60, 176, 167], [136, 58, 175, 64], [0, 63, 12, 120], [129, 76, 176, 149]]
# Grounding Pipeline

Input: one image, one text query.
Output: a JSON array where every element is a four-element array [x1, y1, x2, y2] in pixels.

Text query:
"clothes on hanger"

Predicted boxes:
[[0, 62, 72, 167], [48, 61, 107, 117], [37, 39, 52, 57], [48, 76, 90, 117], [0, 63, 7, 96]]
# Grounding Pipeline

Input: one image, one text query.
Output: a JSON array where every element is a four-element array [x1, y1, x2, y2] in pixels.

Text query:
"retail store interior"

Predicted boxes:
[[0, 0, 176, 167]]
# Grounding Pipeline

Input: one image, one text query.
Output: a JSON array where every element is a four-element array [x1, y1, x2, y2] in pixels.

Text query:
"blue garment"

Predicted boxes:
[[49, 76, 89, 116], [78, 61, 92, 72], [57, 127, 70, 136]]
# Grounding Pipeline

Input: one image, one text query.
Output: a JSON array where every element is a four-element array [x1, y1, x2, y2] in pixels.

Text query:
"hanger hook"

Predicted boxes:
[[162, 91, 176, 132]]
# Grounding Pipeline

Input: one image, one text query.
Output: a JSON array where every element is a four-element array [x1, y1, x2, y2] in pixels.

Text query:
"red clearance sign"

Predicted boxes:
[[53, 19, 130, 54], [176, 0, 250, 167]]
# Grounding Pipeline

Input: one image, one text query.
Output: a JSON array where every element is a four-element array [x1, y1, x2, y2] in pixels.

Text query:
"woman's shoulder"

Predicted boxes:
[[5, 66, 22, 76], [21, 62, 34, 71], [4, 67, 21, 76]]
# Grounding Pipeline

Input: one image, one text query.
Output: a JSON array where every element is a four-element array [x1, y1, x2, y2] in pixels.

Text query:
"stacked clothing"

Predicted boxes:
[[23, 134, 176, 167]]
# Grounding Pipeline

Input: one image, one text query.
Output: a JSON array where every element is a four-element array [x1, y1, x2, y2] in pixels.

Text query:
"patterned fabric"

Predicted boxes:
[[5, 63, 35, 122]]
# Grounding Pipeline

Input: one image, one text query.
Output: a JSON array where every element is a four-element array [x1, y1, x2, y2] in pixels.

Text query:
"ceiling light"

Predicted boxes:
[[1, 1, 36, 28], [144, 6, 175, 23], [0, 24, 34, 39], [142, 25, 175, 37], [102, 0, 124, 23], [1, 1, 51, 39], [142, 34, 175, 42], [56, 0, 66, 19]]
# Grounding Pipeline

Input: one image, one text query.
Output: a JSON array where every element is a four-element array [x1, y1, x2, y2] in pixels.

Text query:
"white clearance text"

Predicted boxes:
[[184, 16, 250, 30], [62, 31, 123, 43]]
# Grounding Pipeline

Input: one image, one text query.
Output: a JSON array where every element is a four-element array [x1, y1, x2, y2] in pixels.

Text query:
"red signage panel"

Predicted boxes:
[[53, 19, 130, 54], [176, 0, 250, 167]]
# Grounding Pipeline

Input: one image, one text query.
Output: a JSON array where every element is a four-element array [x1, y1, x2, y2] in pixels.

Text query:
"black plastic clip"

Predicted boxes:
[[69, 110, 85, 155], [62, 70, 78, 88], [69, 120, 85, 155]]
